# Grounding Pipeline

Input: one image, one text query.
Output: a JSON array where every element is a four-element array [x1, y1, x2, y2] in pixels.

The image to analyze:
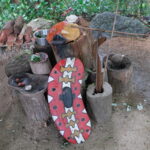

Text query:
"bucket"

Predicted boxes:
[[33, 29, 49, 46]]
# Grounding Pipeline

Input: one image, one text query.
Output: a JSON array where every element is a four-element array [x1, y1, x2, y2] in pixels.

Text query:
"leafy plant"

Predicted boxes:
[[30, 54, 41, 62]]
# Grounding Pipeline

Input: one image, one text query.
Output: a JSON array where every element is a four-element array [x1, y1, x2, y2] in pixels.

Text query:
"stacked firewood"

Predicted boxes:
[[0, 16, 33, 48]]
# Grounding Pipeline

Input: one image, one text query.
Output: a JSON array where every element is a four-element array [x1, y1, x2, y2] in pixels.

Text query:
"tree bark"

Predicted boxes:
[[17, 91, 49, 121], [8, 73, 49, 122]]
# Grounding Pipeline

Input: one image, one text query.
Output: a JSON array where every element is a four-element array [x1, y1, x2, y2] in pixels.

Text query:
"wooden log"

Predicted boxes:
[[0, 20, 15, 45], [51, 33, 106, 70], [107, 54, 133, 95], [17, 90, 49, 121], [8, 73, 49, 122], [49, 17, 106, 70], [71, 31, 94, 69], [51, 31, 97, 69], [3, 20, 15, 35]]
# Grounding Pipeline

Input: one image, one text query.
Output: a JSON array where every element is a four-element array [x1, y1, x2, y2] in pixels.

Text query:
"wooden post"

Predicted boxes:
[[96, 52, 103, 93]]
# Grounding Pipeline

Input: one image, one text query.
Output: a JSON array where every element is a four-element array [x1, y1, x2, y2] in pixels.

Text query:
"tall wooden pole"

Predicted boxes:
[[95, 44, 103, 93]]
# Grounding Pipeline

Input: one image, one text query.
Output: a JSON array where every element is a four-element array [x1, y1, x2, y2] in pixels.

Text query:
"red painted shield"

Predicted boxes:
[[48, 57, 91, 144]]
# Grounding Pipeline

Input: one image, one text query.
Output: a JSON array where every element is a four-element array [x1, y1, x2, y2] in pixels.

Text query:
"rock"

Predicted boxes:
[[66, 15, 78, 23], [0, 20, 15, 45], [14, 16, 24, 35], [27, 18, 53, 31], [0, 30, 7, 45], [3, 20, 15, 29], [6, 34, 17, 47], [78, 16, 89, 27], [24, 26, 33, 43], [18, 24, 27, 40], [25, 85, 32, 91], [90, 12, 150, 38], [15, 38, 23, 47], [3, 20, 15, 35]]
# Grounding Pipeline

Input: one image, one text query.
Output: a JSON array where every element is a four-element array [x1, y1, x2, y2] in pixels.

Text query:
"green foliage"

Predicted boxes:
[[0, 0, 67, 28], [30, 54, 41, 62], [0, 0, 150, 29], [119, 0, 150, 16]]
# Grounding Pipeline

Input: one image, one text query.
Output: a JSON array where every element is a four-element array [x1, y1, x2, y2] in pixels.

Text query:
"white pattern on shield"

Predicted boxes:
[[61, 58, 85, 144]]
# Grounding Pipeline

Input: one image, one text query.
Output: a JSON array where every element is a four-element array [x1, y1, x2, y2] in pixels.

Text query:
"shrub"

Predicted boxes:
[[0, 0, 150, 29]]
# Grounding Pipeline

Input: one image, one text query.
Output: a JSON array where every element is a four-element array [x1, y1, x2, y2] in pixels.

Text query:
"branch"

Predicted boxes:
[[71, 25, 149, 37]]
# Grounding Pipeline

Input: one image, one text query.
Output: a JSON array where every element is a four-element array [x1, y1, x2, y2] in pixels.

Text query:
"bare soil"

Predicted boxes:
[[0, 36, 150, 150]]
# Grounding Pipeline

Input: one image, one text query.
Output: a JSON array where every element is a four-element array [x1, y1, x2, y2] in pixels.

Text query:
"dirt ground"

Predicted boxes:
[[0, 36, 150, 150]]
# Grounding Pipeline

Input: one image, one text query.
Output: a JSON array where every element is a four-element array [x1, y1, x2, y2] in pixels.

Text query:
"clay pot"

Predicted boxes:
[[29, 52, 51, 75]]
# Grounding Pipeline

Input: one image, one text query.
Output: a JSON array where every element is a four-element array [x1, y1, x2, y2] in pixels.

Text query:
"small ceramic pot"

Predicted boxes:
[[29, 52, 51, 75]]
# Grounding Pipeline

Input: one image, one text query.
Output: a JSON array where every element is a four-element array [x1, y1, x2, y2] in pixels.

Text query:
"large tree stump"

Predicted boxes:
[[8, 73, 49, 122], [71, 31, 94, 69], [51, 30, 106, 70], [17, 90, 49, 121], [48, 17, 106, 70]]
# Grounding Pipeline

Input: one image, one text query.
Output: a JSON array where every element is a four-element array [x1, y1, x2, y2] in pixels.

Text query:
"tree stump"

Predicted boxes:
[[8, 73, 49, 122], [51, 30, 106, 70], [86, 82, 112, 123], [17, 90, 49, 121], [46, 17, 106, 70], [107, 54, 133, 95]]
